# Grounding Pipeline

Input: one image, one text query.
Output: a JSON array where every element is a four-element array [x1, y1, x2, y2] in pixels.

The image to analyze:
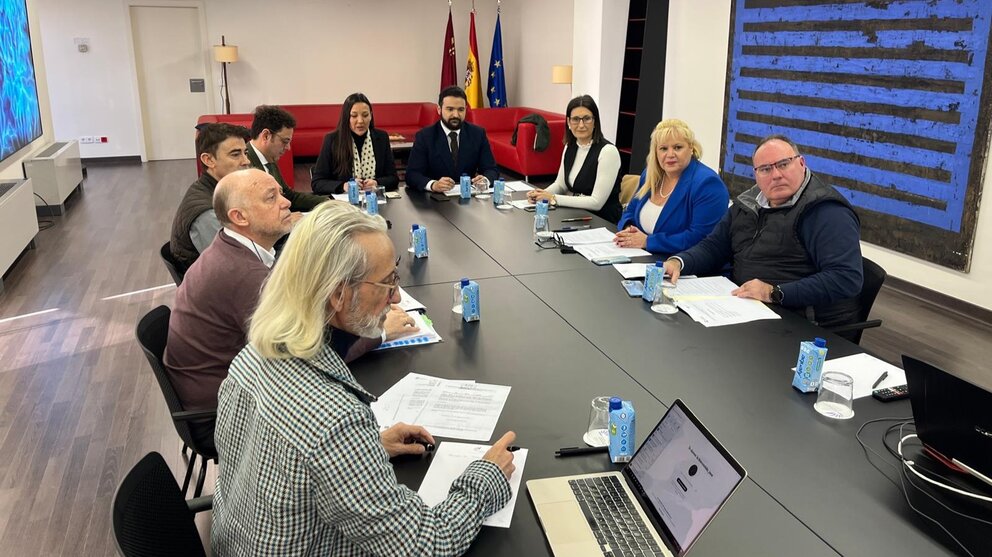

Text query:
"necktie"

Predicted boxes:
[[448, 131, 459, 165]]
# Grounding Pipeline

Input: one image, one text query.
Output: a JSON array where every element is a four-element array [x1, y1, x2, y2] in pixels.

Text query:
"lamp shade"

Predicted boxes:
[[213, 45, 238, 63], [551, 65, 572, 84]]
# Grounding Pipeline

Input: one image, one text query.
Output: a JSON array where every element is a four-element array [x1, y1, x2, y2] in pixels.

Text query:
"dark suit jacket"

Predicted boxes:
[[405, 121, 499, 190], [311, 129, 399, 194], [246, 142, 327, 212]]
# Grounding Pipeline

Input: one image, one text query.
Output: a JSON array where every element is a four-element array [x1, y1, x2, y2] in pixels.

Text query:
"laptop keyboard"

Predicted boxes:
[[569, 476, 666, 557]]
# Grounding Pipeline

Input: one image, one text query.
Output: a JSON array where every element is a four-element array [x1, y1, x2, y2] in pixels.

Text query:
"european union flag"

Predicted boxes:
[[487, 14, 508, 108]]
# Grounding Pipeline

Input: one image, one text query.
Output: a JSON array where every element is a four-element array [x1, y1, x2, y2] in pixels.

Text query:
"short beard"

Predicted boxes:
[[344, 289, 389, 338], [445, 117, 462, 130]]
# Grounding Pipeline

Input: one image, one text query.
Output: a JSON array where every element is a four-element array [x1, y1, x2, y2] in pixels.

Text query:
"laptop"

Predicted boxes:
[[902, 355, 992, 484], [527, 399, 746, 557]]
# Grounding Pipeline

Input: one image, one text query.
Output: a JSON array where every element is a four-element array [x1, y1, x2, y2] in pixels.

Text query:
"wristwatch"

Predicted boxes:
[[770, 285, 784, 304]]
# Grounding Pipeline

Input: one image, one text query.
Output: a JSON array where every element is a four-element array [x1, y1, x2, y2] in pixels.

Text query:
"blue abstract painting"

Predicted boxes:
[[0, 0, 43, 164], [720, 0, 992, 270]]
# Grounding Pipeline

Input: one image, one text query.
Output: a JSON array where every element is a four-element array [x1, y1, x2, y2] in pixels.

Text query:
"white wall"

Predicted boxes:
[[664, 0, 992, 311], [0, 0, 55, 180], [571, 0, 628, 142], [35, 0, 574, 160]]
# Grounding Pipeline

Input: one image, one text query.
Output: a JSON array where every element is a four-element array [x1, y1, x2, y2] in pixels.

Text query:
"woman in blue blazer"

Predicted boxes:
[[614, 119, 729, 255]]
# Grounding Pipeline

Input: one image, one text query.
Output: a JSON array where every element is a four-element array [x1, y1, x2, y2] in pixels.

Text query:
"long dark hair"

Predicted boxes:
[[332, 93, 375, 177], [564, 95, 606, 146]]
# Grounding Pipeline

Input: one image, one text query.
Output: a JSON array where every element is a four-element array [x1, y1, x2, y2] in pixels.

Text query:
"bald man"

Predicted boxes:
[[164, 170, 414, 449]]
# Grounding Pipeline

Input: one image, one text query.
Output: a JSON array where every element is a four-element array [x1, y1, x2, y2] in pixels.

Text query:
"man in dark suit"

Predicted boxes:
[[405, 86, 499, 192], [246, 105, 328, 212]]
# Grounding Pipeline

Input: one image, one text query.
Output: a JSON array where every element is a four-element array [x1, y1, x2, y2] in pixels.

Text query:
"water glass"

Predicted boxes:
[[497, 188, 514, 210], [475, 179, 491, 199], [584, 396, 612, 447], [451, 281, 464, 314], [651, 283, 678, 314], [814, 371, 855, 420], [533, 215, 553, 244]]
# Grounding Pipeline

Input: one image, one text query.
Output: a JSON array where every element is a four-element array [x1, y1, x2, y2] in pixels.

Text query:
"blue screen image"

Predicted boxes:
[[0, 0, 43, 163]]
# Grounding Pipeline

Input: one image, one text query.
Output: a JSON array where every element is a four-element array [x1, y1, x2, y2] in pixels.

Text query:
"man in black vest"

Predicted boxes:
[[405, 86, 499, 192], [169, 123, 251, 271], [246, 105, 328, 212], [664, 134, 863, 328]]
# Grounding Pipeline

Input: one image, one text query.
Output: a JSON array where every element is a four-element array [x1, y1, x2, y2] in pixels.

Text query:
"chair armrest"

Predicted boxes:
[[186, 494, 213, 514], [172, 409, 217, 422], [826, 319, 882, 335]]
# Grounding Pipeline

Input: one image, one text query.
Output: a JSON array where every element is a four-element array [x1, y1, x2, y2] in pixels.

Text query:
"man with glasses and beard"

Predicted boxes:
[[246, 104, 329, 212], [405, 86, 499, 192], [662, 134, 863, 331], [212, 202, 517, 556]]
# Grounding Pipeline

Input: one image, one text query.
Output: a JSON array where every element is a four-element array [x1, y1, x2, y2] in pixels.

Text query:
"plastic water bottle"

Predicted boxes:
[[412, 225, 429, 258], [452, 278, 467, 314], [460, 174, 472, 199], [460, 279, 481, 322], [408, 224, 419, 253], [364, 190, 378, 215], [792, 337, 828, 393], [347, 179, 360, 205], [643, 261, 665, 302], [608, 398, 636, 464], [536, 199, 549, 217], [493, 179, 505, 206]]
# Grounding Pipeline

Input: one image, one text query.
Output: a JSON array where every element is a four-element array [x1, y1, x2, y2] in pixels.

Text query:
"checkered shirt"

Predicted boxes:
[[210, 341, 511, 556]]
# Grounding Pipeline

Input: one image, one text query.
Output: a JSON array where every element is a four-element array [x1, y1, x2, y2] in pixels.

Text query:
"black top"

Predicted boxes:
[[562, 141, 623, 223], [311, 128, 399, 194]]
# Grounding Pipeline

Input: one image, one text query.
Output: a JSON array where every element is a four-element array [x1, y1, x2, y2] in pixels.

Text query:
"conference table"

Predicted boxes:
[[346, 189, 990, 556]]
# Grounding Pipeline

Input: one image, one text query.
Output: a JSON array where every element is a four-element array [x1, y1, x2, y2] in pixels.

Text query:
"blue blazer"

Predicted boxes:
[[405, 121, 499, 190], [617, 157, 730, 255]]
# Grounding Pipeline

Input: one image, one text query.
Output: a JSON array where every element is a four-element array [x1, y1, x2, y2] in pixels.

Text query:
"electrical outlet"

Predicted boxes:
[[79, 136, 94, 144]]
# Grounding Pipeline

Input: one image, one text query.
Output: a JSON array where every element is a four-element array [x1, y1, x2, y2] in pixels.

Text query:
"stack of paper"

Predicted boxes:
[[443, 186, 494, 197], [504, 181, 534, 192], [371, 373, 511, 441], [666, 276, 780, 327], [331, 192, 386, 204], [418, 442, 527, 528], [374, 311, 442, 351], [395, 286, 426, 312], [551, 227, 650, 260]]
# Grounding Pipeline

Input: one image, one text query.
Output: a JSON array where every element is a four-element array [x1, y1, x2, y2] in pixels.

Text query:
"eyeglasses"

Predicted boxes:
[[360, 257, 401, 297], [568, 116, 594, 126], [534, 232, 566, 250], [753, 155, 800, 176], [269, 131, 292, 147]]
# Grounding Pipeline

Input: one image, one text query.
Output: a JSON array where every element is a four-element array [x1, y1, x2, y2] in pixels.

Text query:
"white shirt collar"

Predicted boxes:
[[439, 121, 461, 138], [223, 228, 276, 268], [249, 141, 271, 167]]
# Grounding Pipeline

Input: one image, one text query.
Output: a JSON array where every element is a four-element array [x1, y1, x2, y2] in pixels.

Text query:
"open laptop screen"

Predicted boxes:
[[625, 400, 745, 555]]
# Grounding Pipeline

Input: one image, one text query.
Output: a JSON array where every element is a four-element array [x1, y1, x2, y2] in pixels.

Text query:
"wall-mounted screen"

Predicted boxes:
[[0, 0, 44, 164]]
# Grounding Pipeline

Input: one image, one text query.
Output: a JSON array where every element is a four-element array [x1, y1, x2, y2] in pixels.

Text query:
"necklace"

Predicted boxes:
[[656, 174, 678, 200]]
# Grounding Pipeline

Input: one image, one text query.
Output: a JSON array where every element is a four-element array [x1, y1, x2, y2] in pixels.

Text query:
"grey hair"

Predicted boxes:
[[752, 134, 801, 159]]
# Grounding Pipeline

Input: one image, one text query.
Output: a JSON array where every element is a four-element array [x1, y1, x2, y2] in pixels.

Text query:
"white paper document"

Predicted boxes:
[[443, 186, 494, 197], [613, 262, 650, 278], [331, 193, 386, 204], [395, 286, 426, 312], [504, 181, 534, 192], [820, 353, 906, 399], [556, 227, 617, 246], [669, 276, 739, 299], [374, 312, 442, 351], [574, 243, 651, 260], [509, 199, 534, 209], [677, 296, 780, 327], [371, 373, 511, 441], [418, 442, 527, 528]]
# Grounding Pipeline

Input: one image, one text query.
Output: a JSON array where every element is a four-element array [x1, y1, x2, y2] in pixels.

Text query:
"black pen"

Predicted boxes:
[[871, 371, 888, 390], [416, 441, 435, 452], [555, 446, 609, 457], [553, 225, 590, 233], [561, 216, 592, 223], [508, 445, 521, 452]]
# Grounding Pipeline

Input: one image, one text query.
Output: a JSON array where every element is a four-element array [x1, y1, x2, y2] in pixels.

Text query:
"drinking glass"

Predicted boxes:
[[814, 372, 855, 419], [651, 283, 678, 314], [497, 188, 514, 210], [583, 396, 612, 447]]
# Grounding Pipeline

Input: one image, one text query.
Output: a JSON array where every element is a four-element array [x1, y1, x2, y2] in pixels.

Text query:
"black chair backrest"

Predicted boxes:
[[159, 242, 185, 286], [135, 306, 197, 448], [859, 258, 887, 322], [112, 452, 206, 557]]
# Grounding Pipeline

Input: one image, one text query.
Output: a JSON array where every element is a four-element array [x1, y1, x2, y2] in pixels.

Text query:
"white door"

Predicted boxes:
[[130, 5, 210, 161]]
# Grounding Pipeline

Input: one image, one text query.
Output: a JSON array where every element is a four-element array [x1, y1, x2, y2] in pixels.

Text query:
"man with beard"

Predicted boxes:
[[212, 201, 516, 555], [405, 86, 499, 192]]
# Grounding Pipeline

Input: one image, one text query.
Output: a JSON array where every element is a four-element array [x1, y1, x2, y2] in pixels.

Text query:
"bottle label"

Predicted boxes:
[[348, 181, 360, 204], [460, 176, 472, 199], [413, 227, 429, 258]]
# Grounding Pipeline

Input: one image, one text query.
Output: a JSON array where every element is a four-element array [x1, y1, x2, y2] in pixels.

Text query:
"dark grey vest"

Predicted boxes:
[[563, 142, 622, 223], [169, 172, 218, 271]]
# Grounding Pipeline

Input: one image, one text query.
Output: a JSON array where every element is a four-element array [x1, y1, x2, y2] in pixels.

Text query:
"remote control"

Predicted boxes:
[[872, 384, 909, 402]]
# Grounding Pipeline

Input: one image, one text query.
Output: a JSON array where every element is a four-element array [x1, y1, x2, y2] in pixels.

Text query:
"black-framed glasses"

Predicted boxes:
[[269, 130, 292, 147], [360, 256, 401, 297], [753, 155, 800, 176], [534, 232, 565, 249], [568, 116, 594, 126]]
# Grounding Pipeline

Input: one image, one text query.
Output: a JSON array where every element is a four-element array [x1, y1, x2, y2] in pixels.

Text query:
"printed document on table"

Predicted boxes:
[[373, 312, 442, 351], [613, 262, 650, 278], [574, 243, 651, 260], [331, 193, 386, 204], [418, 442, 528, 528], [822, 354, 906, 399], [677, 296, 780, 327], [510, 199, 534, 209], [444, 186, 494, 197], [395, 286, 426, 312], [556, 227, 617, 246], [669, 276, 738, 299], [371, 373, 511, 441], [504, 181, 534, 192]]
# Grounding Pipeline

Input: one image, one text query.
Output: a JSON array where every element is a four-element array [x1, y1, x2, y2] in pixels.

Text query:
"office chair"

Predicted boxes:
[[159, 242, 186, 286], [826, 257, 886, 345], [619, 174, 639, 207], [135, 306, 217, 497], [112, 451, 211, 557]]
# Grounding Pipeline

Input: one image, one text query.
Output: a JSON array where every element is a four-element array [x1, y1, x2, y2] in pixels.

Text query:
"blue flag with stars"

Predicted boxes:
[[487, 14, 508, 108]]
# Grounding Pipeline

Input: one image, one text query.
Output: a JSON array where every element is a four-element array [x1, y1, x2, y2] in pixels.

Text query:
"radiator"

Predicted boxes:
[[0, 179, 39, 290], [23, 141, 84, 215]]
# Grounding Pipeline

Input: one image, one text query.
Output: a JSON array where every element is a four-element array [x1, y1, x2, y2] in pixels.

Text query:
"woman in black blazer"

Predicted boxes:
[[311, 93, 399, 194]]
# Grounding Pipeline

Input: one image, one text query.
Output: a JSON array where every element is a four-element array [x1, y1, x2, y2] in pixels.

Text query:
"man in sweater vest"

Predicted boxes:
[[169, 123, 251, 271], [663, 134, 863, 330], [246, 104, 328, 212]]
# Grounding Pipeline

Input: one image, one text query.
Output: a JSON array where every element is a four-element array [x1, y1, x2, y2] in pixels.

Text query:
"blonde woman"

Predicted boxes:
[[614, 119, 729, 254]]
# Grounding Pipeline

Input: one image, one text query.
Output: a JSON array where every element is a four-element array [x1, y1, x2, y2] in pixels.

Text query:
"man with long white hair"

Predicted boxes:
[[211, 201, 516, 556]]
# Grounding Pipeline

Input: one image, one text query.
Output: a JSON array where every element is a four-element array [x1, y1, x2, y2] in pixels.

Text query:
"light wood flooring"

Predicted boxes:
[[0, 160, 989, 555]]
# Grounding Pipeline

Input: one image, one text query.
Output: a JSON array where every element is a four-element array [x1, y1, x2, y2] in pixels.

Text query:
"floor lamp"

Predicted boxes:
[[552, 65, 573, 97], [213, 36, 238, 114]]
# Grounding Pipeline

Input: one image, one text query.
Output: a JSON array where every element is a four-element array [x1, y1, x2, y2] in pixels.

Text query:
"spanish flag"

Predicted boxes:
[[464, 11, 483, 108]]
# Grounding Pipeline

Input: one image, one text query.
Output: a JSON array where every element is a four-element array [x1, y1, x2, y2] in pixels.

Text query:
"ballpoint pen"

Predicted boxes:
[[555, 446, 609, 457], [553, 225, 591, 232], [871, 371, 888, 390], [561, 216, 592, 223]]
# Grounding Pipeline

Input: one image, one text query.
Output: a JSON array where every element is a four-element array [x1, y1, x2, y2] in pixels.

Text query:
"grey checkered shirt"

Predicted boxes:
[[210, 341, 511, 556]]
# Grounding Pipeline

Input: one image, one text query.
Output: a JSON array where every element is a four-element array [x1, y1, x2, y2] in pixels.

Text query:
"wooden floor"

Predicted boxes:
[[0, 160, 990, 555]]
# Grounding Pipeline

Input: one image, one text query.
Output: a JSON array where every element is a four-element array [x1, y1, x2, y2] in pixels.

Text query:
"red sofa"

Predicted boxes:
[[196, 103, 566, 187]]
